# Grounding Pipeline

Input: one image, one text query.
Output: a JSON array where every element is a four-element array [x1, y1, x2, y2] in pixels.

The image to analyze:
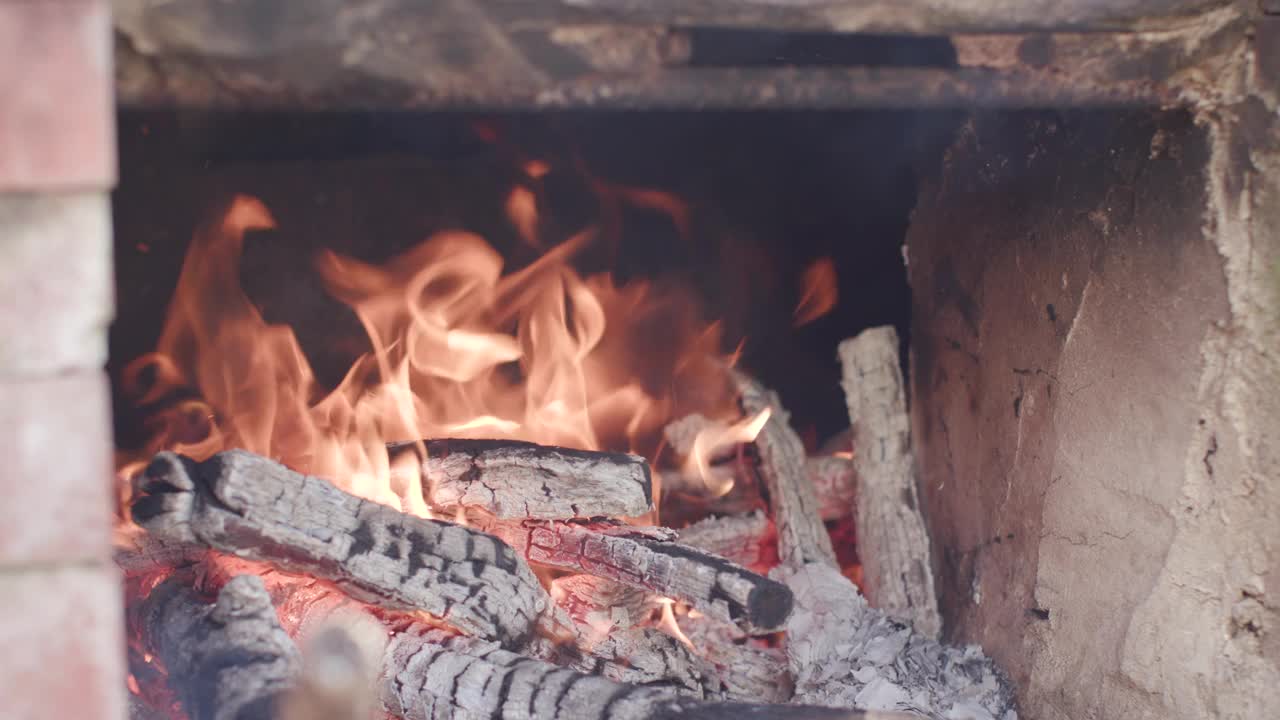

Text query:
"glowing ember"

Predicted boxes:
[[793, 257, 838, 327]]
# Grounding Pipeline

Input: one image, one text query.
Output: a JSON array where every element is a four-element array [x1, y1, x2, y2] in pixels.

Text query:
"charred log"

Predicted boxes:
[[132, 574, 301, 720], [382, 624, 906, 720], [675, 511, 773, 569], [551, 574, 651, 630], [660, 454, 856, 522], [839, 327, 941, 638], [731, 371, 836, 568], [132, 450, 549, 647], [389, 438, 652, 520], [483, 518, 793, 635]]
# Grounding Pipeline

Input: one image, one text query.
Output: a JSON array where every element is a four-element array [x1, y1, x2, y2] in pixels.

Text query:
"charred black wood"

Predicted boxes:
[[482, 518, 793, 635], [132, 574, 300, 720], [132, 450, 549, 648]]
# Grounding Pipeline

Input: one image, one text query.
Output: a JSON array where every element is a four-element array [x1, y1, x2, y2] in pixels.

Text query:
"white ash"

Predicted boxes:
[[777, 563, 1016, 720]]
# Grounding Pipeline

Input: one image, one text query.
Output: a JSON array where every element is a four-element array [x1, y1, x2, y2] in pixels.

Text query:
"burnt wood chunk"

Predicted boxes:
[[676, 511, 772, 569], [132, 450, 549, 647], [839, 326, 941, 638], [132, 574, 301, 720], [382, 624, 894, 720], [483, 519, 793, 635], [390, 438, 653, 519], [731, 371, 837, 568]]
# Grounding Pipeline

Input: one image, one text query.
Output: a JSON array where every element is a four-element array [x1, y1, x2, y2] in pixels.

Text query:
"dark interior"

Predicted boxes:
[[110, 110, 963, 455]]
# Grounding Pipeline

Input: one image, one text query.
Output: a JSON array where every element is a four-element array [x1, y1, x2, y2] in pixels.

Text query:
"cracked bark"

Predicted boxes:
[[131, 574, 301, 720], [731, 371, 837, 569], [661, 455, 857, 522], [839, 326, 941, 638], [132, 450, 550, 648], [389, 439, 653, 520], [382, 624, 899, 720], [480, 518, 794, 635], [675, 511, 773, 569]]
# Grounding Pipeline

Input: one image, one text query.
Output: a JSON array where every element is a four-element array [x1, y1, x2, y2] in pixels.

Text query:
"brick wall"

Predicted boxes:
[[0, 2, 124, 719]]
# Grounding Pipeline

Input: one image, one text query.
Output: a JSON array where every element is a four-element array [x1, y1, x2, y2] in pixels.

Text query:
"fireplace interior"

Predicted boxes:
[[1, 4, 1276, 720]]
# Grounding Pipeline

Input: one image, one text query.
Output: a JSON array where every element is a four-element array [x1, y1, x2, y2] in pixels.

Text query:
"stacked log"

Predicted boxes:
[[121, 352, 1014, 720]]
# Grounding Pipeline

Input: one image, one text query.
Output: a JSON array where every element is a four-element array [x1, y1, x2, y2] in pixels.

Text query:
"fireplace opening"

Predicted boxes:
[[110, 109, 956, 459], [111, 107, 1006, 718]]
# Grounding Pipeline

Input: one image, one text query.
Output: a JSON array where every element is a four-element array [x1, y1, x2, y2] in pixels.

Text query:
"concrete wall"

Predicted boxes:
[[906, 104, 1278, 718]]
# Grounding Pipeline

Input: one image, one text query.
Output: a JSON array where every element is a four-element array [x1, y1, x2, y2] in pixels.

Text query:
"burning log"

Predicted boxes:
[[132, 450, 550, 647], [660, 454, 857, 522], [548, 627, 715, 696], [551, 574, 650, 629], [481, 518, 793, 635], [677, 614, 793, 704], [838, 327, 941, 638], [702, 642, 792, 705], [731, 371, 836, 568], [381, 624, 909, 720], [675, 510, 773, 569], [390, 439, 653, 520], [114, 526, 209, 577], [132, 574, 301, 720]]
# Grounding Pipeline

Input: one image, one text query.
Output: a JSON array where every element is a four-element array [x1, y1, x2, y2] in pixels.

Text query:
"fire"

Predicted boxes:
[[654, 597, 695, 649], [793, 257, 838, 327], [683, 409, 772, 497], [120, 168, 734, 517]]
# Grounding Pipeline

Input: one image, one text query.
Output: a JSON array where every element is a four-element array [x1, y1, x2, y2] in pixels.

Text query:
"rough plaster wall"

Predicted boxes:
[[907, 106, 1278, 719]]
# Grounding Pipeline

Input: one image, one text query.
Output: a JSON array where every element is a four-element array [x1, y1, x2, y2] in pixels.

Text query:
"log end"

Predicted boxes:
[[747, 578, 795, 633], [131, 451, 200, 541]]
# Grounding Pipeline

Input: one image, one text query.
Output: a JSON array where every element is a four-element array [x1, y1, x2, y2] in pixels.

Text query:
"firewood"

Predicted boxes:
[[381, 623, 907, 720], [480, 518, 793, 635], [544, 626, 715, 696], [114, 526, 209, 577], [132, 574, 301, 720], [678, 615, 793, 704], [731, 371, 836, 568], [675, 510, 772, 568], [660, 454, 857, 522], [806, 455, 858, 521], [663, 413, 722, 458], [777, 563, 1012, 720], [551, 574, 650, 629], [131, 450, 550, 648], [390, 439, 652, 520], [206, 556, 713, 695], [838, 327, 941, 638]]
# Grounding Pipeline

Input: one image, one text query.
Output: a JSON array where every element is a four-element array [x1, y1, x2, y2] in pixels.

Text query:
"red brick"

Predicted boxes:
[[0, 565, 125, 720], [0, 372, 114, 566], [0, 0, 115, 190], [0, 193, 113, 376]]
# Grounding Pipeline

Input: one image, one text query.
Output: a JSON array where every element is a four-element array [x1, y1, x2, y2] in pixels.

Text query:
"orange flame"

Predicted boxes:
[[683, 408, 771, 498], [793, 257, 838, 326], [121, 175, 732, 517], [655, 597, 694, 649]]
